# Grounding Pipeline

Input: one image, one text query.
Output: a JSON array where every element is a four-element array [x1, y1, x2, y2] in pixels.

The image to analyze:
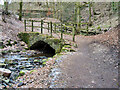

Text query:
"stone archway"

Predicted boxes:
[[30, 40, 55, 55]]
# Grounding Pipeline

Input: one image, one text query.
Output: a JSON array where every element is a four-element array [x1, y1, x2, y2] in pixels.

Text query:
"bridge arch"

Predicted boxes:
[[30, 40, 55, 55]]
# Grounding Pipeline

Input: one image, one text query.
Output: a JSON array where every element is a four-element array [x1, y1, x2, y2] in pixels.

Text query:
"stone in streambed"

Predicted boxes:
[[9, 67, 16, 71], [9, 79, 16, 84], [2, 83, 8, 88], [25, 65, 33, 68], [34, 59, 41, 63], [19, 70, 29, 76], [2, 79, 10, 84], [0, 84, 5, 89], [18, 82, 24, 87], [0, 68, 11, 77], [0, 63, 6, 68], [4, 59, 15, 65]]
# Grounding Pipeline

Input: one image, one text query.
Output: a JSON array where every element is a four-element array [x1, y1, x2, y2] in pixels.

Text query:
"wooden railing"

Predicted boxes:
[[24, 19, 89, 42]]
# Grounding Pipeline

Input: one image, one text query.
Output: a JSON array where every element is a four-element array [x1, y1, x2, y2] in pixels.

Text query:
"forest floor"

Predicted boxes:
[[0, 16, 119, 88]]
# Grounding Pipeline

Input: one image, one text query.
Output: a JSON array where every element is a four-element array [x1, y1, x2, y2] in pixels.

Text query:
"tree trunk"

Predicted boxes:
[[19, 0, 23, 21], [2, 1, 8, 23], [4, 1, 8, 15], [75, 3, 81, 34], [88, 2, 92, 26]]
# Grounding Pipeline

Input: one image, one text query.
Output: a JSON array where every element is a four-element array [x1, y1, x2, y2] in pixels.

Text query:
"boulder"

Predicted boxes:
[[0, 68, 11, 77]]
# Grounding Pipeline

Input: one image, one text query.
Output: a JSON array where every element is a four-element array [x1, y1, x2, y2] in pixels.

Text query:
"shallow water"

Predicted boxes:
[[0, 51, 52, 88]]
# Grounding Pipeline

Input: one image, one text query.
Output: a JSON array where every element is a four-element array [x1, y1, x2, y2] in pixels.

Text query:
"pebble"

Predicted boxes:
[[18, 82, 24, 87], [91, 80, 95, 84]]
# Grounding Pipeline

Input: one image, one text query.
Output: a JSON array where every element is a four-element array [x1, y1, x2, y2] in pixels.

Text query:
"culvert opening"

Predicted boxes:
[[30, 40, 55, 56]]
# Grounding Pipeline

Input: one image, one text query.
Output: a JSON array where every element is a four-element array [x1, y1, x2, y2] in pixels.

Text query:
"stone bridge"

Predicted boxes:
[[18, 32, 63, 54]]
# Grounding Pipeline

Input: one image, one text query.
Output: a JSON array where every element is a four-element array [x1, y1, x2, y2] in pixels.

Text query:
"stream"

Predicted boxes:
[[0, 51, 53, 88]]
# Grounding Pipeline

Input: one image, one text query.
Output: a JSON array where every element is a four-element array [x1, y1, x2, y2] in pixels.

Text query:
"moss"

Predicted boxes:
[[18, 33, 30, 44], [24, 47, 29, 50], [0, 42, 4, 49], [70, 49, 76, 52], [97, 26, 101, 30], [30, 70, 36, 74], [0, 46, 4, 49], [19, 71, 25, 76], [16, 50, 21, 52], [42, 59, 47, 62], [73, 43, 78, 48], [64, 45, 71, 48], [22, 50, 27, 52], [53, 53, 63, 58], [1, 51, 7, 54], [8, 50, 12, 53], [61, 47, 69, 52], [34, 59, 40, 63], [6, 40, 12, 46], [42, 62, 46, 65], [55, 43, 63, 53], [42, 59, 48, 65], [14, 41, 17, 44]]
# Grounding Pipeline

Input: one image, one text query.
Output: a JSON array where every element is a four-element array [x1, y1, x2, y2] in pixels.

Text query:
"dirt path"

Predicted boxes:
[[54, 36, 118, 88]]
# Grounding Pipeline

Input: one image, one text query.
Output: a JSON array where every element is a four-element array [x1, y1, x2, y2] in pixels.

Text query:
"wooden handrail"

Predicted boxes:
[[24, 19, 90, 42]]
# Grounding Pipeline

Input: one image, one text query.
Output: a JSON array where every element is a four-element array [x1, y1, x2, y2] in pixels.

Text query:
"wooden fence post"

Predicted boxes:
[[50, 22, 52, 37], [61, 23, 63, 40], [72, 26, 75, 42], [54, 23, 56, 33], [24, 20, 26, 31], [65, 26, 67, 33], [48, 22, 49, 32], [41, 20, 43, 34], [88, 2, 92, 26], [86, 23, 89, 35], [32, 20, 33, 32]]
